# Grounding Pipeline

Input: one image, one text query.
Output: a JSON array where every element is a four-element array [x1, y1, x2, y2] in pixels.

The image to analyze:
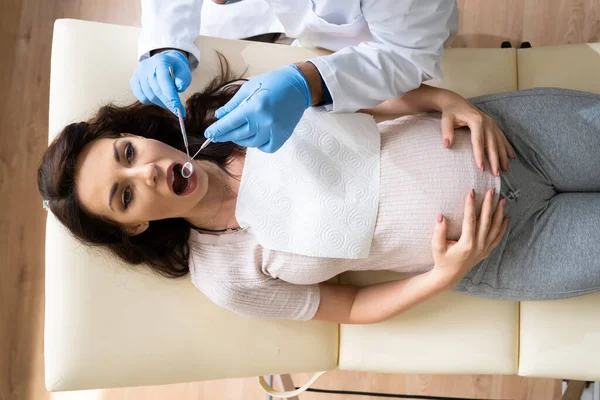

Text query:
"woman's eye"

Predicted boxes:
[[123, 187, 133, 210], [125, 143, 135, 163]]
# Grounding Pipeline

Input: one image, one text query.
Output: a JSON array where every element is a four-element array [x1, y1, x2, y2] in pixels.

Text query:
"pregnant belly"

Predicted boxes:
[[371, 114, 501, 267]]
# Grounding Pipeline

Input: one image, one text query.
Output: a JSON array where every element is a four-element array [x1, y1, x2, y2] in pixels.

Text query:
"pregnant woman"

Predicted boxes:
[[38, 60, 600, 324]]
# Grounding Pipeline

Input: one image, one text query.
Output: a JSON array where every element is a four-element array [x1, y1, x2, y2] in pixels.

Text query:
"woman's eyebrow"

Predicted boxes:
[[113, 140, 120, 163], [108, 140, 121, 212], [108, 183, 118, 212]]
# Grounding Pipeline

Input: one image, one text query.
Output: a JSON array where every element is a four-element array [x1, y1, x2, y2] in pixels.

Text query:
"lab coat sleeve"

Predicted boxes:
[[308, 0, 458, 113], [138, 0, 203, 70]]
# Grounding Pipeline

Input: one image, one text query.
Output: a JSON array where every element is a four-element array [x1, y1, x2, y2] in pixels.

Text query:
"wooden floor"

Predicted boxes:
[[1, 1, 598, 400]]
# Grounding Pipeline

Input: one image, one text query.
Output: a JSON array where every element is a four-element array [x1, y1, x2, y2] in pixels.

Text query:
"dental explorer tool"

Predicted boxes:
[[169, 66, 205, 179]]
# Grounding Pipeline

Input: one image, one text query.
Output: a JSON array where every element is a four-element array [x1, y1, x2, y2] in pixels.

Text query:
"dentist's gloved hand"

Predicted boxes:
[[205, 64, 311, 153], [130, 50, 192, 117]]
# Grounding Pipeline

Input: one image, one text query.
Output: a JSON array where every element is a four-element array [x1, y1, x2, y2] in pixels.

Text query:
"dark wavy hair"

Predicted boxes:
[[38, 54, 244, 278]]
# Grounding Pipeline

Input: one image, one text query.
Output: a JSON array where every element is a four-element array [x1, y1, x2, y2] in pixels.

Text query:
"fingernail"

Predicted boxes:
[[437, 214, 444, 223], [444, 139, 450, 148], [495, 169, 500, 176], [491, 188, 496, 196], [470, 189, 475, 198], [481, 164, 485, 172], [501, 198, 508, 205]]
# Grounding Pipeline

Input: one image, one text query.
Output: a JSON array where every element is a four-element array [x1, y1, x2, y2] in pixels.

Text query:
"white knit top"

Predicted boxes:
[[188, 114, 501, 320]]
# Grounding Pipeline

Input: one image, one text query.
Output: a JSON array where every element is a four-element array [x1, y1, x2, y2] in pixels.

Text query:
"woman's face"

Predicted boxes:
[[75, 134, 208, 234]]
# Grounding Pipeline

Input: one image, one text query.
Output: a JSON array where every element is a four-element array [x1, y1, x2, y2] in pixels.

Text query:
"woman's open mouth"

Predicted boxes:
[[167, 163, 197, 196]]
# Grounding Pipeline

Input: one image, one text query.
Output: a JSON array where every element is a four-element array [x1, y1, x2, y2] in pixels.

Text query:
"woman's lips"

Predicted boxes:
[[166, 162, 197, 196]]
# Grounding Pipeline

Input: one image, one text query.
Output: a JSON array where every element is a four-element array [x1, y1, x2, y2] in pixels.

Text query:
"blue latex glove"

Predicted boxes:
[[129, 50, 192, 117], [205, 65, 311, 153]]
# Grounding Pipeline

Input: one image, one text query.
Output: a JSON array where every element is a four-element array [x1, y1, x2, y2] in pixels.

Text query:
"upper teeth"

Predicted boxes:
[[171, 170, 175, 187]]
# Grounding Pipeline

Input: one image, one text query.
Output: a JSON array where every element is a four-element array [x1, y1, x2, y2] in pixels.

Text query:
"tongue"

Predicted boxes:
[[173, 167, 187, 195]]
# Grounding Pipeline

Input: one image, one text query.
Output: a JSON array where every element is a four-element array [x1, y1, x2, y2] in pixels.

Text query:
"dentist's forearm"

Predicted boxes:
[[295, 62, 324, 106], [150, 47, 189, 57], [138, 0, 202, 66]]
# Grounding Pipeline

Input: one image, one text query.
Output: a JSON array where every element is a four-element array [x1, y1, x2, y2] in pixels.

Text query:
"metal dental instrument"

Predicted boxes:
[[169, 66, 202, 179], [168, 66, 262, 179]]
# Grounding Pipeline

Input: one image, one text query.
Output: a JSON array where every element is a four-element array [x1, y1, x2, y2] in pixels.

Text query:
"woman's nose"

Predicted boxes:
[[130, 164, 159, 187]]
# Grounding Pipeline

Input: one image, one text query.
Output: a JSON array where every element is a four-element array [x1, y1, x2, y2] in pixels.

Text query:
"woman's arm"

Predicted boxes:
[[313, 270, 447, 324], [362, 84, 515, 177], [313, 188, 509, 325], [360, 84, 464, 116]]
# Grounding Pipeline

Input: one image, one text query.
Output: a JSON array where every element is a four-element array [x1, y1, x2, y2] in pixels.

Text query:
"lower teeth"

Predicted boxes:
[[180, 178, 189, 194]]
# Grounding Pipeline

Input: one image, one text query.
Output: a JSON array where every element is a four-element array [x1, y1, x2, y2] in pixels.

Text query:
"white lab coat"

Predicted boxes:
[[199, 0, 284, 40], [138, 0, 458, 112]]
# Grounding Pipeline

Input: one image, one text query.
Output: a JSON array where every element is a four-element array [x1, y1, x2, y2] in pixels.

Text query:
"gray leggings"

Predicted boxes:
[[453, 88, 600, 300]]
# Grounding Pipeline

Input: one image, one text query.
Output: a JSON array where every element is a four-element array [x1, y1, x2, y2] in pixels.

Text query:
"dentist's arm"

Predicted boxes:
[[138, 0, 203, 68], [309, 0, 458, 113], [131, 0, 204, 116], [205, 0, 457, 153], [204, 61, 325, 153]]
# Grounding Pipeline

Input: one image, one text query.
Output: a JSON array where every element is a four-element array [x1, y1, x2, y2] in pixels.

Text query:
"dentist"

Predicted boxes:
[[131, 0, 459, 153]]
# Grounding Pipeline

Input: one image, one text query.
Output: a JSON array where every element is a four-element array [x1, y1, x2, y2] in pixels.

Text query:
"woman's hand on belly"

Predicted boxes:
[[311, 188, 508, 325], [431, 188, 509, 289], [441, 100, 515, 177], [363, 84, 515, 176]]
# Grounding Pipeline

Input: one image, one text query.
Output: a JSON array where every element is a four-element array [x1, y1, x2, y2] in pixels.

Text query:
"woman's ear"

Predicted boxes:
[[124, 222, 149, 236]]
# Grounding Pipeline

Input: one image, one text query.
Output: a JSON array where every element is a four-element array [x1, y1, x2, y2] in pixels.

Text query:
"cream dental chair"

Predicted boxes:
[[45, 19, 600, 395]]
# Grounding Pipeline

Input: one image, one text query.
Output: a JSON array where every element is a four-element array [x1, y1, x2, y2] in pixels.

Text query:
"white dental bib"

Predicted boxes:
[[235, 107, 380, 259]]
